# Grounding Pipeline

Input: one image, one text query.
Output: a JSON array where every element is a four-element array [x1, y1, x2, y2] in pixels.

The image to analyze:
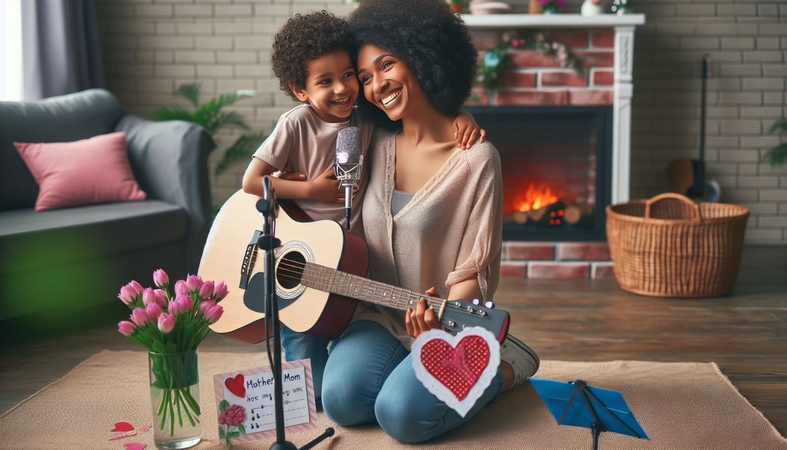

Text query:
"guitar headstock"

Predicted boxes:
[[439, 299, 510, 343]]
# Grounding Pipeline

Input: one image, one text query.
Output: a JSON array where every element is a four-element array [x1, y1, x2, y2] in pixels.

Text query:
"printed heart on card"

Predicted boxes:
[[111, 422, 134, 432], [225, 374, 246, 398], [412, 327, 500, 418]]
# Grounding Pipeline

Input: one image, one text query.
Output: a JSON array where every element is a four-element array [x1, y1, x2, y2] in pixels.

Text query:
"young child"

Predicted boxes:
[[241, 11, 485, 405]]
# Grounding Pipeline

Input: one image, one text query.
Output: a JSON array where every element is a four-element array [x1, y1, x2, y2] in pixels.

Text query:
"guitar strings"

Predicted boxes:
[[276, 259, 456, 313], [272, 257, 472, 315]]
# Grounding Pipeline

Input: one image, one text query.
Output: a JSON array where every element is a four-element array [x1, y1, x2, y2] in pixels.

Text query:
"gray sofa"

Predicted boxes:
[[0, 89, 215, 320]]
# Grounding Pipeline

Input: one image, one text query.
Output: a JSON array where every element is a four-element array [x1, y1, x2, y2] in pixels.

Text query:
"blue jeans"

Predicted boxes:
[[280, 325, 330, 400], [321, 321, 505, 444]]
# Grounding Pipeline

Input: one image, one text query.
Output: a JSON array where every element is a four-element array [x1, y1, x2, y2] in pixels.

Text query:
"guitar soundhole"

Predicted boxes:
[[277, 250, 305, 289]]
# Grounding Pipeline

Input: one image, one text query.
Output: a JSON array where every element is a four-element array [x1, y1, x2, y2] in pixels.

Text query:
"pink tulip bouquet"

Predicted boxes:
[[117, 269, 228, 438]]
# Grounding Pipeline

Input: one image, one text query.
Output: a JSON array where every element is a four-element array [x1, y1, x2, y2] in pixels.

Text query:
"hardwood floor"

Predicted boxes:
[[2, 246, 786, 438]]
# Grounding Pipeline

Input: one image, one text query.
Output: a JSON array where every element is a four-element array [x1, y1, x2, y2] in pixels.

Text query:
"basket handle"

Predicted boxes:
[[644, 193, 702, 222]]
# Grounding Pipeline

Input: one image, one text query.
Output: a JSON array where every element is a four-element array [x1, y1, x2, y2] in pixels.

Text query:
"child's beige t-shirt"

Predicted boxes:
[[253, 104, 374, 233]]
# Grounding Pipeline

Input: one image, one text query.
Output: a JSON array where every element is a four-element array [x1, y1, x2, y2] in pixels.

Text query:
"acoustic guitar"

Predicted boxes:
[[198, 190, 511, 345], [666, 54, 720, 202]]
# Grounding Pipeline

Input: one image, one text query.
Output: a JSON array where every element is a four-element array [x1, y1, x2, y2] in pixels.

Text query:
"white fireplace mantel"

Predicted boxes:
[[461, 13, 646, 204]]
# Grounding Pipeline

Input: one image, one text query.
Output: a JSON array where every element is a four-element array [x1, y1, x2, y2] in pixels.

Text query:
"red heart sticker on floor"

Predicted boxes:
[[111, 422, 134, 432], [420, 335, 490, 400], [225, 374, 246, 398], [123, 443, 146, 450]]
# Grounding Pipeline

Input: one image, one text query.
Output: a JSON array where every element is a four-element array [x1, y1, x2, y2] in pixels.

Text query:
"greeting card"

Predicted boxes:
[[213, 359, 317, 446]]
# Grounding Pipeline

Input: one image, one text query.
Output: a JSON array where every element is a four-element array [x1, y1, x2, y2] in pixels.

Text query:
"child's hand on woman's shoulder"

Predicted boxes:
[[453, 111, 487, 150]]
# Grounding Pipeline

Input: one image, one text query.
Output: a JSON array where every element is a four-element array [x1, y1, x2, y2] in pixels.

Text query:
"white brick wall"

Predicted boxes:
[[95, 0, 787, 243], [96, 0, 356, 208]]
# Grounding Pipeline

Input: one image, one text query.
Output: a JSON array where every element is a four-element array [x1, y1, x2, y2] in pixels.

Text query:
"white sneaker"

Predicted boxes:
[[500, 334, 540, 389]]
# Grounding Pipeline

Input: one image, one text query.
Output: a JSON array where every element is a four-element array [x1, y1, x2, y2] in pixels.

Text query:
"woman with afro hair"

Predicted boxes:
[[320, 0, 540, 443]]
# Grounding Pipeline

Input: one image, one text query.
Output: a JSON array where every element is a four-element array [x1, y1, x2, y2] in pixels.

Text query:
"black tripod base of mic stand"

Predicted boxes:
[[272, 427, 334, 450]]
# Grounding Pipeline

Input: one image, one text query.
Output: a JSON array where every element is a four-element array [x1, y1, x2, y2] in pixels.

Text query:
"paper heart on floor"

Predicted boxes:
[[412, 327, 500, 418], [111, 422, 134, 432], [123, 443, 146, 450], [225, 373, 246, 398]]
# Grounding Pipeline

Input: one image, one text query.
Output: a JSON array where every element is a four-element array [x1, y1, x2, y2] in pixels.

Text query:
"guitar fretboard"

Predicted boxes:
[[300, 262, 443, 314]]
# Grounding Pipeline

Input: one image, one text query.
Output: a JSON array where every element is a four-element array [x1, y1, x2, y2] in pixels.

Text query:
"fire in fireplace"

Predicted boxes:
[[467, 106, 612, 241]]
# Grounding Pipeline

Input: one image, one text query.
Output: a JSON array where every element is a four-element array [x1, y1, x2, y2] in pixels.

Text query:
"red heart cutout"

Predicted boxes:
[[123, 443, 147, 450], [225, 374, 246, 398], [420, 335, 490, 401], [111, 422, 134, 432]]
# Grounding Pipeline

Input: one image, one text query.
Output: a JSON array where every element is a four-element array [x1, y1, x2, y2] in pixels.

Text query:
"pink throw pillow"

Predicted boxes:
[[14, 132, 147, 212]]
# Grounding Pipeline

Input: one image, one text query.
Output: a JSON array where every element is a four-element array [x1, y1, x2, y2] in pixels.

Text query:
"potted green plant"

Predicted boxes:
[[764, 117, 787, 166], [151, 82, 266, 178], [538, 0, 565, 14]]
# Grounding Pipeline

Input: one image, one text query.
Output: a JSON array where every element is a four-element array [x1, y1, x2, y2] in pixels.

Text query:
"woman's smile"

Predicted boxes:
[[381, 90, 401, 107]]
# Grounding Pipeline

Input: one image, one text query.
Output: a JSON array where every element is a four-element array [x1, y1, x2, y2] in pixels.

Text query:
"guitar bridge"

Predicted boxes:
[[239, 230, 261, 289]]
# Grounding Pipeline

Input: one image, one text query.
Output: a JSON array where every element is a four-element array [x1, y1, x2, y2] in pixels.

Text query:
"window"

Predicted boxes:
[[0, 0, 23, 101]]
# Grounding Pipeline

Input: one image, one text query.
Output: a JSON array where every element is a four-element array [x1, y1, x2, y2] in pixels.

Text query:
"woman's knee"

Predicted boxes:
[[375, 393, 442, 444]]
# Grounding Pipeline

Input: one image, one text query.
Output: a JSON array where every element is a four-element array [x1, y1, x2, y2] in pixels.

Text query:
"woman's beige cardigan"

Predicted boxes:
[[354, 129, 504, 349]]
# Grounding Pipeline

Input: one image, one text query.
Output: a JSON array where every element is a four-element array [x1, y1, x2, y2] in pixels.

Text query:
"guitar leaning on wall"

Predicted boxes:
[[198, 189, 511, 345]]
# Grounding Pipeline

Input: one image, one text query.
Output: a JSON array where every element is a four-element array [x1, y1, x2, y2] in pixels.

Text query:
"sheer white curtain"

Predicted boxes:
[[0, 0, 23, 101], [21, 0, 105, 100]]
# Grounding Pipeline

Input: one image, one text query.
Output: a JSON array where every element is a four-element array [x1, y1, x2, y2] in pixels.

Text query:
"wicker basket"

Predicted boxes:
[[605, 193, 750, 298]]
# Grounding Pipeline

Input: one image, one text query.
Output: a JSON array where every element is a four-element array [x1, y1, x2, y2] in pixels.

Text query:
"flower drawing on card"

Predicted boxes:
[[218, 401, 247, 446]]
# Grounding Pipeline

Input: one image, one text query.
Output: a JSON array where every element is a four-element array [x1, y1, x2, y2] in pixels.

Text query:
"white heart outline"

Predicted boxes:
[[411, 326, 501, 418]]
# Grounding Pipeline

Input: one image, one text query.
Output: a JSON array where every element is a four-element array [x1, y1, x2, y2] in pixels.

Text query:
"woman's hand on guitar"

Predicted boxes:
[[406, 287, 442, 338]]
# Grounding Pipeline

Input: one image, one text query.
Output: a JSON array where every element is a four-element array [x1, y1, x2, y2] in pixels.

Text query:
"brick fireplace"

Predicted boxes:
[[462, 14, 645, 279]]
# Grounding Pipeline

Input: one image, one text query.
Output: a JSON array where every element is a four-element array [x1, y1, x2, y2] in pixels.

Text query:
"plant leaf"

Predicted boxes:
[[174, 82, 202, 108], [767, 118, 787, 135], [766, 143, 787, 166], [209, 111, 252, 133], [228, 431, 240, 438], [219, 426, 226, 440], [238, 424, 246, 435], [219, 399, 230, 411], [150, 105, 195, 123]]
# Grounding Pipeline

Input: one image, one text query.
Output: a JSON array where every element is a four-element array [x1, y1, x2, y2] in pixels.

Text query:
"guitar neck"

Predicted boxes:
[[301, 262, 442, 313]]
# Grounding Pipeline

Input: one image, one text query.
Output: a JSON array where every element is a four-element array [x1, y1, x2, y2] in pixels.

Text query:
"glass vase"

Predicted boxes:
[[149, 350, 201, 449]]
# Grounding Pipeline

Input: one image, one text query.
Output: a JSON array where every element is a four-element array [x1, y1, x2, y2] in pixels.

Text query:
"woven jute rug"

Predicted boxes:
[[1, 350, 785, 449]]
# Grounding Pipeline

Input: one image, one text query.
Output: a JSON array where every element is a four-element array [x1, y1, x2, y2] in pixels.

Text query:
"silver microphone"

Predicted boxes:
[[335, 127, 363, 230]]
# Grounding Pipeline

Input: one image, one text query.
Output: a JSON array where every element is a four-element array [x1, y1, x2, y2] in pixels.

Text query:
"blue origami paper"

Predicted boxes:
[[530, 378, 648, 441]]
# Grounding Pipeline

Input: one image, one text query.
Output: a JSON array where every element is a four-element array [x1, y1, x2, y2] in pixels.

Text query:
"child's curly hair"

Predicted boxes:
[[271, 11, 354, 101], [349, 0, 478, 129]]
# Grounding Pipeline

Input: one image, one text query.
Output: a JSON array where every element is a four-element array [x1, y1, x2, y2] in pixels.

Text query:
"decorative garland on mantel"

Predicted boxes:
[[476, 30, 585, 93]]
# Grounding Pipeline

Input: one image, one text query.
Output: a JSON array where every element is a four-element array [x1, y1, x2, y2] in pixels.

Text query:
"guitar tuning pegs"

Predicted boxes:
[[485, 300, 495, 309], [472, 298, 480, 305]]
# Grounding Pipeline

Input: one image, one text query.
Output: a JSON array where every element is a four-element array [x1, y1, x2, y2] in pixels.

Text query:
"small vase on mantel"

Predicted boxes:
[[528, 0, 542, 14], [487, 90, 498, 106], [581, 0, 604, 16]]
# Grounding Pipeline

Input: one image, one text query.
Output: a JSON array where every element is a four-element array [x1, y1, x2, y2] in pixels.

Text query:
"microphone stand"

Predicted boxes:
[[342, 183, 353, 231], [250, 177, 335, 450]]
